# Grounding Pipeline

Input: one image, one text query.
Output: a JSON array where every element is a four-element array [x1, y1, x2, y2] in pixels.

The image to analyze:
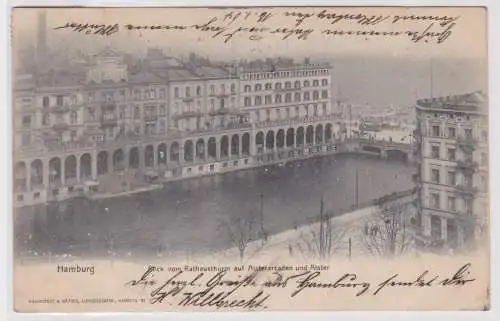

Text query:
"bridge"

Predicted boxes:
[[352, 138, 416, 162]]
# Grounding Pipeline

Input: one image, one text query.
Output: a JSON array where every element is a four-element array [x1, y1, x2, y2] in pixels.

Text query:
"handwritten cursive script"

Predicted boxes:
[[52, 9, 461, 45]]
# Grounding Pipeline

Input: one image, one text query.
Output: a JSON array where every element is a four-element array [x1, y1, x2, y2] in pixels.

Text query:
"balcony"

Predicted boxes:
[[144, 114, 158, 123], [209, 108, 231, 116], [101, 117, 118, 127], [52, 122, 68, 131], [171, 110, 203, 120], [455, 184, 478, 198], [456, 159, 478, 172], [457, 136, 477, 152], [52, 105, 69, 113], [101, 102, 116, 110]]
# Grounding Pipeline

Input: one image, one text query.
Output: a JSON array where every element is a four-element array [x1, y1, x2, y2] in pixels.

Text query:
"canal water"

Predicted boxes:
[[14, 153, 415, 261]]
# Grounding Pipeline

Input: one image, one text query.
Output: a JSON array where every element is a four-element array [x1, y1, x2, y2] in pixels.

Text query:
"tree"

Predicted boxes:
[[295, 198, 347, 260], [218, 211, 256, 262], [358, 197, 414, 258]]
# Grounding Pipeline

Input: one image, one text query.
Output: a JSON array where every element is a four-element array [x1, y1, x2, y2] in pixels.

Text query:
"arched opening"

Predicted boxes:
[[266, 130, 275, 150], [14, 161, 27, 191], [196, 139, 205, 161], [170, 142, 180, 162], [97, 151, 108, 175], [296, 127, 305, 146], [256, 131, 264, 153], [158, 143, 167, 165], [286, 128, 295, 148], [325, 123, 333, 142], [113, 149, 124, 171], [129, 147, 140, 169], [49, 157, 62, 183], [362, 145, 381, 154], [145, 145, 155, 167], [30, 159, 43, 187], [220, 135, 229, 158], [242, 133, 250, 156], [306, 125, 314, 145], [184, 140, 194, 162], [276, 129, 285, 148], [207, 137, 217, 159], [64, 155, 77, 181], [315, 124, 324, 144], [231, 134, 239, 157], [386, 149, 408, 161], [80, 154, 91, 180]]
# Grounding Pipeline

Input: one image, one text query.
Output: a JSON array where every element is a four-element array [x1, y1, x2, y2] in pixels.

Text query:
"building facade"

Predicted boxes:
[[13, 49, 339, 207], [414, 91, 488, 249]]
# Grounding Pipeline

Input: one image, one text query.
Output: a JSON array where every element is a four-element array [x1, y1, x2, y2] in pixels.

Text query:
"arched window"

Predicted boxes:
[[294, 81, 301, 88], [303, 80, 310, 87], [196, 86, 202, 96], [275, 83, 282, 90], [294, 92, 301, 102]]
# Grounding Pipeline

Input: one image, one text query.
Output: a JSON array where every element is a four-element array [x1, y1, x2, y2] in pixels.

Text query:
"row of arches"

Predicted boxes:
[[14, 123, 335, 191]]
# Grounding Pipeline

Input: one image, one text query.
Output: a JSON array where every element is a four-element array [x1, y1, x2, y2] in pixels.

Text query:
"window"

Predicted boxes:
[[464, 174, 473, 187], [322, 90, 328, 99], [42, 113, 50, 126], [431, 193, 440, 209], [447, 171, 456, 185], [448, 127, 456, 138], [220, 99, 225, 109], [275, 94, 282, 103], [314, 104, 318, 116], [174, 87, 179, 98], [266, 110, 270, 121], [313, 79, 319, 87], [303, 80, 310, 87], [481, 130, 487, 142], [195, 86, 201, 96], [322, 103, 327, 115], [185, 87, 191, 98], [295, 106, 299, 117], [431, 169, 440, 183], [447, 148, 456, 161], [264, 95, 272, 104], [275, 83, 282, 90], [210, 99, 215, 110], [447, 197, 456, 211], [231, 84, 236, 93], [464, 199, 472, 216], [42, 96, 50, 108], [220, 84, 225, 94], [294, 81, 301, 88], [159, 89, 166, 99], [22, 115, 31, 128], [313, 91, 319, 100], [70, 111, 78, 124], [255, 84, 262, 92], [286, 108, 290, 118], [294, 92, 301, 102], [22, 133, 30, 146], [321, 79, 328, 86], [56, 95, 64, 106], [276, 109, 281, 119], [244, 97, 251, 107], [134, 90, 141, 100], [265, 83, 272, 90], [285, 93, 292, 103], [304, 92, 310, 101], [431, 145, 440, 158], [71, 130, 77, 141], [285, 81, 291, 89], [134, 107, 141, 119], [244, 85, 251, 93], [255, 111, 260, 122], [255, 96, 262, 106], [464, 128, 473, 139], [481, 152, 487, 166], [432, 125, 440, 137]]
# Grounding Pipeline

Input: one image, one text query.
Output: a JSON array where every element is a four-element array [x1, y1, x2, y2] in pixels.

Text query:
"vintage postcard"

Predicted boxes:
[[11, 6, 489, 312]]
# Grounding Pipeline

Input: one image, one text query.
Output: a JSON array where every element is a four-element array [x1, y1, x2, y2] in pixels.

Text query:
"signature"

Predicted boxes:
[[54, 22, 119, 36]]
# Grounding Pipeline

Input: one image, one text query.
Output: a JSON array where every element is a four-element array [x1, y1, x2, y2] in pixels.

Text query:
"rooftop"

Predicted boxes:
[[416, 91, 487, 113]]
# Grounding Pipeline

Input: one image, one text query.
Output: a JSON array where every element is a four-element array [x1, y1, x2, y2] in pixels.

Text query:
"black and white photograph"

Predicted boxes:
[[10, 6, 490, 312]]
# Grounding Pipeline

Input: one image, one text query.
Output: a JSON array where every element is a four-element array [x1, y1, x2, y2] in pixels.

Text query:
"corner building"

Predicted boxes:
[[414, 91, 488, 250]]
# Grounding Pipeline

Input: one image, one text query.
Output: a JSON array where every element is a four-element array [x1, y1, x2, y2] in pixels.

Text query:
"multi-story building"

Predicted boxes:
[[13, 49, 339, 207], [414, 91, 488, 250]]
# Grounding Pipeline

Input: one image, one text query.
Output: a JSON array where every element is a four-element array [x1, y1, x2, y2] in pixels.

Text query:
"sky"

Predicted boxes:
[[11, 6, 487, 61]]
